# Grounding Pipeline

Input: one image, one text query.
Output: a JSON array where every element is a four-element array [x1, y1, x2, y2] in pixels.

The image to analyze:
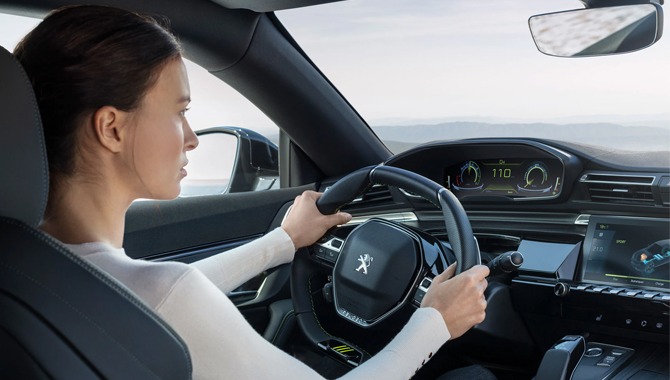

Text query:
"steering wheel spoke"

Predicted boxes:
[[308, 234, 345, 265]]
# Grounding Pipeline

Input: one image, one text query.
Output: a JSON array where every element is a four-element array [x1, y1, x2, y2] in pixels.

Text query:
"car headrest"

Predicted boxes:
[[0, 45, 49, 228]]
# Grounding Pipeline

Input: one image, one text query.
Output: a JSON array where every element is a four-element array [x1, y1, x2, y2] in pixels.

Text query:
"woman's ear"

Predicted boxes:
[[92, 106, 129, 153]]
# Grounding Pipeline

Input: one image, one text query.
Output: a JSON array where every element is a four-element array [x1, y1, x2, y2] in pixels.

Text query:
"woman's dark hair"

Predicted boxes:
[[14, 5, 182, 182]]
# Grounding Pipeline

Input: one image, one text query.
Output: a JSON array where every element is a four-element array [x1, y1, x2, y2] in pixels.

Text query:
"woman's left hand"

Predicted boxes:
[[281, 190, 352, 249]]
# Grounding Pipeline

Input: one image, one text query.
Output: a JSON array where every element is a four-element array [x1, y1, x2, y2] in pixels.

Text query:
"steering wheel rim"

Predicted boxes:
[[316, 165, 480, 272], [290, 165, 480, 362]]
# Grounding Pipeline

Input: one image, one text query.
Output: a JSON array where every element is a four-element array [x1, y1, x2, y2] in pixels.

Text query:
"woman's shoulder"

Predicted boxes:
[[66, 241, 195, 309]]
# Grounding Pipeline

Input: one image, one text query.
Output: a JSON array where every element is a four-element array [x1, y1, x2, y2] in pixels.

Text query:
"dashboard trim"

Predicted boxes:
[[348, 211, 418, 226]]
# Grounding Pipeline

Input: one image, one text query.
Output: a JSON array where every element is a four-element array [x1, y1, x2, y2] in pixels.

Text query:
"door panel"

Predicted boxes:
[[123, 186, 311, 260], [123, 185, 313, 333]]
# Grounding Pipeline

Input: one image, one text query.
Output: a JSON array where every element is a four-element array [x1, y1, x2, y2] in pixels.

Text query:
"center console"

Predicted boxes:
[[516, 215, 669, 380]]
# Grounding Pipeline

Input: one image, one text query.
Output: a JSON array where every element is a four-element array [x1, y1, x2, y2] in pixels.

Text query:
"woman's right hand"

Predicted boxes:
[[281, 190, 352, 250], [420, 263, 490, 339]]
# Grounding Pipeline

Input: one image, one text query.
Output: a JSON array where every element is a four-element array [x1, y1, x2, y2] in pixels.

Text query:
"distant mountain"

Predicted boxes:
[[371, 121, 670, 153], [265, 121, 669, 154]]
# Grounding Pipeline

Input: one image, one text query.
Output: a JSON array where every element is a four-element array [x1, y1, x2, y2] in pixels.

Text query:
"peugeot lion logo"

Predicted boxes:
[[356, 254, 374, 275]]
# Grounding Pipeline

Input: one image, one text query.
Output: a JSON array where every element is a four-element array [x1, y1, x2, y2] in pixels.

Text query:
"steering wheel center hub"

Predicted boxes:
[[333, 219, 421, 327]]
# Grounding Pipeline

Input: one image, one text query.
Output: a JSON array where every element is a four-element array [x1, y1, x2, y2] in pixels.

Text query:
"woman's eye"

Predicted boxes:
[[180, 107, 190, 117]]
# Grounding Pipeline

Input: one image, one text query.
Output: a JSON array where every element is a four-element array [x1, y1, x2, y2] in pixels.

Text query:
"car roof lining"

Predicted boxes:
[[211, 0, 345, 12], [0, 0, 261, 72]]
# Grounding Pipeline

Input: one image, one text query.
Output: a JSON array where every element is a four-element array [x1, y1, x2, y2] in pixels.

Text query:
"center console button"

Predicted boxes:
[[585, 347, 603, 357], [420, 278, 432, 289], [622, 317, 635, 327], [596, 355, 617, 367], [621, 290, 641, 297], [587, 286, 608, 293]]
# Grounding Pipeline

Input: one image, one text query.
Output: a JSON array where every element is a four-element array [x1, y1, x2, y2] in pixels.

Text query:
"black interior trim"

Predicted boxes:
[[124, 187, 307, 259], [213, 14, 391, 178], [0, 219, 192, 379]]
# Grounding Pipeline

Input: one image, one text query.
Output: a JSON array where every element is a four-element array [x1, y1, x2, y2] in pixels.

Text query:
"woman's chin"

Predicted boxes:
[[142, 186, 181, 201]]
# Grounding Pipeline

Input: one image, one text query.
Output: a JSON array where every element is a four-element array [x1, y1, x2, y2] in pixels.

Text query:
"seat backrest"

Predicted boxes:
[[0, 45, 192, 379]]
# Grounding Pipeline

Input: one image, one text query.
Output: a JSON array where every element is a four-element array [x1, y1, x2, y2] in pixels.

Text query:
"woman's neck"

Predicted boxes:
[[40, 177, 131, 248]]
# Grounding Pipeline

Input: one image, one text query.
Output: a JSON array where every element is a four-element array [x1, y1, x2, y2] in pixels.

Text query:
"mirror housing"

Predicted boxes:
[[529, 3, 663, 57], [202, 126, 279, 193], [183, 126, 279, 196]]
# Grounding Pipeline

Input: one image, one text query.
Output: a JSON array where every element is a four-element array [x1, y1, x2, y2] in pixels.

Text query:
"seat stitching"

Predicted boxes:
[[5, 51, 49, 228], [270, 308, 295, 344]]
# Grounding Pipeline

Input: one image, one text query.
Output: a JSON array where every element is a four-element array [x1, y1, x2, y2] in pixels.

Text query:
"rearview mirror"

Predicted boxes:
[[529, 3, 663, 57]]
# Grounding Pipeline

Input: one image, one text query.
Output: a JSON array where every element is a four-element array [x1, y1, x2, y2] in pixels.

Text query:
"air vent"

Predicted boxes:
[[343, 185, 393, 210], [581, 173, 655, 205]]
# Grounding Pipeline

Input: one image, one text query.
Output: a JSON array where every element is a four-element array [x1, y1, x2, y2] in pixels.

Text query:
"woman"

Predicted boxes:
[[15, 5, 491, 379]]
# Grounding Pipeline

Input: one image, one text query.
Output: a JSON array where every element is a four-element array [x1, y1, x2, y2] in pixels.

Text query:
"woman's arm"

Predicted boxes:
[[157, 267, 449, 380], [189, 227, 295, 293], [190, 191, 350, 293]]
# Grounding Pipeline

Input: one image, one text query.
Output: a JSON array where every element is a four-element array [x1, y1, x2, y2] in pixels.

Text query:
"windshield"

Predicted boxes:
[[278, 0, 669, 153]]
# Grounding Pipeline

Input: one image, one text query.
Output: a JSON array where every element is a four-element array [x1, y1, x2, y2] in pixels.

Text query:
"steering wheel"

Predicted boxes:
[[290, 165, 480, 366]]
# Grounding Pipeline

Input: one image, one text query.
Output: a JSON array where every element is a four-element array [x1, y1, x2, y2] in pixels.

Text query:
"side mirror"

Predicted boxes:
[[529, 3, 663, 57], [180, 126, 279, 196]]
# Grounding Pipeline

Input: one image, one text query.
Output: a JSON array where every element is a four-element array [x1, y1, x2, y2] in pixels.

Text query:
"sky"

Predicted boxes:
[[278, 0, 669, 127], [1, 0, 668, 138]]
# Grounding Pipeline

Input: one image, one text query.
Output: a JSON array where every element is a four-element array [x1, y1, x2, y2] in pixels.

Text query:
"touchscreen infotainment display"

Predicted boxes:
[[582, 216, 670, 291]]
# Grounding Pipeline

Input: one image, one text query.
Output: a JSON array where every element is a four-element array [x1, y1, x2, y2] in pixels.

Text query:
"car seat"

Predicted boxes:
[[0, 45, 192, 379]]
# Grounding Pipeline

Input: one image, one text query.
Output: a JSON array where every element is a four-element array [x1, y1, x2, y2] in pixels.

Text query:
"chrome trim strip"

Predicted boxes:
[[580, 173, 656, 186], [317, 237, 344, 252], [583, 180, 655, 186], [148, 236, 259, 262], [473, 235, 482, 265], [575, 214, 591, 225], [420, 211, 580, 225], [229, 277, 266, 305], [348, 212, 418, 225], [473, 233, 522, 243], [398, 188, 422, 198]]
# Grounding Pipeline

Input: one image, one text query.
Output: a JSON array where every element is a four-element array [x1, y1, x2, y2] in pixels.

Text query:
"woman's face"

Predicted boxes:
[[126, 57, 199, 200]]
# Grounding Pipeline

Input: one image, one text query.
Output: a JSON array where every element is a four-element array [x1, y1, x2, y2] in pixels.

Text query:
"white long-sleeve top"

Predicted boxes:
[[66, 227, 450, 379]]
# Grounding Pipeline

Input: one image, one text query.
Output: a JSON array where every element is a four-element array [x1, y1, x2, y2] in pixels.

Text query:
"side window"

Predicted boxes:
[[0, 14, 40, 48], [181, 60, 280, 196], [0, 13, 280, 197]]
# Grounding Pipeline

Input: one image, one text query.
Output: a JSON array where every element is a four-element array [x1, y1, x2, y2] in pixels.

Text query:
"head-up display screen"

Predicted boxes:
[[582, 216, 669, 291]]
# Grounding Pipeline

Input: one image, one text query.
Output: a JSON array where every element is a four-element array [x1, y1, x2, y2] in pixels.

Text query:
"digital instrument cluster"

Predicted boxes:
[[444, 157, 564, 199]]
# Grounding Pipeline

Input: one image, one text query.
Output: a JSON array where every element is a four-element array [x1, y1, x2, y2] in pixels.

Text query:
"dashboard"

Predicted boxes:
[[316, 138, 670, 378], [382, 139, 669, 292], [335, 138, 670, 373]]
